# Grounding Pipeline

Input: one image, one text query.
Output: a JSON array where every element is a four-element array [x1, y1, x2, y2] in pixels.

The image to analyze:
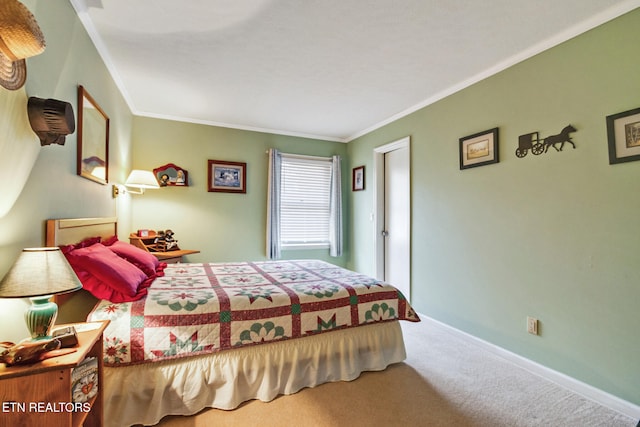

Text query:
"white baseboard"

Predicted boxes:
[[419, 314, 640, 420]]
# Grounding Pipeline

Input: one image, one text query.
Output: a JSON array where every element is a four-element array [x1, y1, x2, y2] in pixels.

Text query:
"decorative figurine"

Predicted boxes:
[[163, 229, 178, 250], [154, 229, 179, 251], [0, 338, 60, 366]]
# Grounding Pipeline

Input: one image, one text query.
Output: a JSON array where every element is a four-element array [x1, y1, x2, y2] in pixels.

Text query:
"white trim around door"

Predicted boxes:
[[373, 136, 411, 297]]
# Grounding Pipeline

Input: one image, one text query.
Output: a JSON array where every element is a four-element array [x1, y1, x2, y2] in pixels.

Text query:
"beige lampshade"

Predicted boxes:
[[0, 247, 82, 298], [125, 169, 160, 190]]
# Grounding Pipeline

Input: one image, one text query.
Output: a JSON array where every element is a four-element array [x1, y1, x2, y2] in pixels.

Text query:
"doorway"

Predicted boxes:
[[373, 136, 411, 301]]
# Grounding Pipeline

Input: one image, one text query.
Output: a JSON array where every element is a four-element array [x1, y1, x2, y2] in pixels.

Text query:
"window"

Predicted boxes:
[[266, 149, 342, 259], [280, 155, 332, 248]]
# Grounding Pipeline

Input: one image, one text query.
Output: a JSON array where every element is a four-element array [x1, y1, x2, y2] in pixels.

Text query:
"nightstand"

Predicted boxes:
[[129, 233, 200, 263], [0, 320, 109, 427], [152, 249, 200, 263]]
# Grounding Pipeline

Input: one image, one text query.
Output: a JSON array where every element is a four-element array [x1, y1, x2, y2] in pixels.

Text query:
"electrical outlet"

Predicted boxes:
[[527, 316, 538, 335]]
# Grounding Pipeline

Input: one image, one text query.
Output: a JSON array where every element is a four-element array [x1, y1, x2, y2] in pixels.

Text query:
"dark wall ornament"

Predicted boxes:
[[27, 97, 75, 146], [515, 125, 576, 158]]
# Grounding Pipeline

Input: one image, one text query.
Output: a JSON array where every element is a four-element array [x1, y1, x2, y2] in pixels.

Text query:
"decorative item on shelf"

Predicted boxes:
[[208, 159, 247, 193], [77, 85, 109, 184], [27, 97, 75, 145], [129, 230, 200, 263], [606, 107, 640, 164], [0, 247, 82, 340], [0, 0, 46, 91], [112, 169, 160, 198], [154, 163, 189, 186], [515, 125, 576, 158], [459, 128, 499, 170], [154, 229, 179, 251]]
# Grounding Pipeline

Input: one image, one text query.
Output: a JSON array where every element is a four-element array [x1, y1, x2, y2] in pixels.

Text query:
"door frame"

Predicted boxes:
[[373, 136, 411, 286]]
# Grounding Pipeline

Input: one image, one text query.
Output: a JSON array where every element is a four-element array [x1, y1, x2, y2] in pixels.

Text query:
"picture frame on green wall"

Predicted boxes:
[[459, 127, 499, 170], [207, 159, 247, 193], [77, 85, 109, 184], [352, 166, 365, 191], [606, 107, 640, 164]]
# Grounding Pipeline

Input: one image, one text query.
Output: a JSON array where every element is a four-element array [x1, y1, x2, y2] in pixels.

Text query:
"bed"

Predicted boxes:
[[46, 217, 420, 427]]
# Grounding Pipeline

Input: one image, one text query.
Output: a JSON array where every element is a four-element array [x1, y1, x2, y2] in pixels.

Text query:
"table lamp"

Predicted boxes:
[[0, 247, 82, 340]]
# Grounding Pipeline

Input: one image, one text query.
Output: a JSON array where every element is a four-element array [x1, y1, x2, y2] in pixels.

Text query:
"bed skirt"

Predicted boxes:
[[104, 320, 407, 427]]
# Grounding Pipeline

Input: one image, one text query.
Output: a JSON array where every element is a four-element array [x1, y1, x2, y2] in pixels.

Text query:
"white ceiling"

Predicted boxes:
[[70, 0, 639, 142]]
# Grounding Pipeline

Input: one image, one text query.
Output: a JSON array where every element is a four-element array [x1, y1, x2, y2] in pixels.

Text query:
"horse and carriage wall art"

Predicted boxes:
[[515, 124, 577, 158], [459, 106, 640, 168], [459, 124, 577, 170]]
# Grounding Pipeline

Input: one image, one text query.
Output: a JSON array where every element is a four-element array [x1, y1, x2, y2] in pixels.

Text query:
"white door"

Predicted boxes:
[[383, 146, 410, 299], [372, 136, 411, 301]]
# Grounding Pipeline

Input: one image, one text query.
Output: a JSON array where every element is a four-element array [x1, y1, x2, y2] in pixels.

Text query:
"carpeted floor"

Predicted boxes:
[[156, 318, 637, 427]]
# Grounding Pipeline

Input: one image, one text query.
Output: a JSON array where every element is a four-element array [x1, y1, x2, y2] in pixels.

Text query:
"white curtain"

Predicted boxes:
[[329, 155, 343, 257], [266, 149, 282, 259]]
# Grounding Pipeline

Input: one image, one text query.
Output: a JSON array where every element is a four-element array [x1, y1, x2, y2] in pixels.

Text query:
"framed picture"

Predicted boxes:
[[352, 166, 365, 191], [154, 163, 189, 186], [459, 127, 499, 170], [208, 160, 247, 193], [77, 85, 109, 184], [606, 107, 640, 164]]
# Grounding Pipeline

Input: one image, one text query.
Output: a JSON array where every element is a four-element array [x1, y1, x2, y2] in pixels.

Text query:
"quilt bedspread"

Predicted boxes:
[[88, 259, 420, 367]]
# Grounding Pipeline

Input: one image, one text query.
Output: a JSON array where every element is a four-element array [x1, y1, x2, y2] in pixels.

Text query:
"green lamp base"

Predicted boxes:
[[25, 295, 58, 340]]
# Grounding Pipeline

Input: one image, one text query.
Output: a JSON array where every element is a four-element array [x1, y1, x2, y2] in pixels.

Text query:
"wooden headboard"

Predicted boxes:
[[46, 217, 118, 247], [46, 217, 118, 323]]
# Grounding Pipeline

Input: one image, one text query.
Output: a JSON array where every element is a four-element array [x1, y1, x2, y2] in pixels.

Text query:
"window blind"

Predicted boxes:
[[280, 155, 332, 247]]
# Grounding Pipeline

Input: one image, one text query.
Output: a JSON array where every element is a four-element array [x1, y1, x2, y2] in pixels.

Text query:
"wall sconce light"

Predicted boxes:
[[0, 0, 46, 91], [27, 97, 75, 145], [112, 170, 160, 198]]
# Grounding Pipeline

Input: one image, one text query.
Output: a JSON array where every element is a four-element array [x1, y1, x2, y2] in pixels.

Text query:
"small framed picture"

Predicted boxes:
[[352, 166, 365, 191], [208, 160, 247, 193], [459, 127, 499, 170], [137, 229, 150, 237], [606, 107, 640, 164]]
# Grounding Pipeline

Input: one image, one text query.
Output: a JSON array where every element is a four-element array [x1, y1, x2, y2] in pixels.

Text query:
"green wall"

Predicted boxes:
[[0, 0, 134, 341], [1, 0, 637, 409], [129, 116, 349, 265], [348, 9, 640, 405]]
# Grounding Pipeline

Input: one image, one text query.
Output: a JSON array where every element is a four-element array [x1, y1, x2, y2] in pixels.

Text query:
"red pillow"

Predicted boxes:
[[64, 243, 148, 299], [59, 236, 102, 254], [73, 269, 152, 303], [106, 240, 160, 277]]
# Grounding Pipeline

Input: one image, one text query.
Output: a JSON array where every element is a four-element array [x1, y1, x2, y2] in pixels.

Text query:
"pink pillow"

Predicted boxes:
[[65, 243, 148, 299], [73, 269, 151, 303], [106, 240, 160, 277], [60, 236, 102, 254]]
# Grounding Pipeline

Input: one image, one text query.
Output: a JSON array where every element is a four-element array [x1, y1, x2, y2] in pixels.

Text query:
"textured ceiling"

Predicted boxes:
[[70, 0, 639, 142]]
